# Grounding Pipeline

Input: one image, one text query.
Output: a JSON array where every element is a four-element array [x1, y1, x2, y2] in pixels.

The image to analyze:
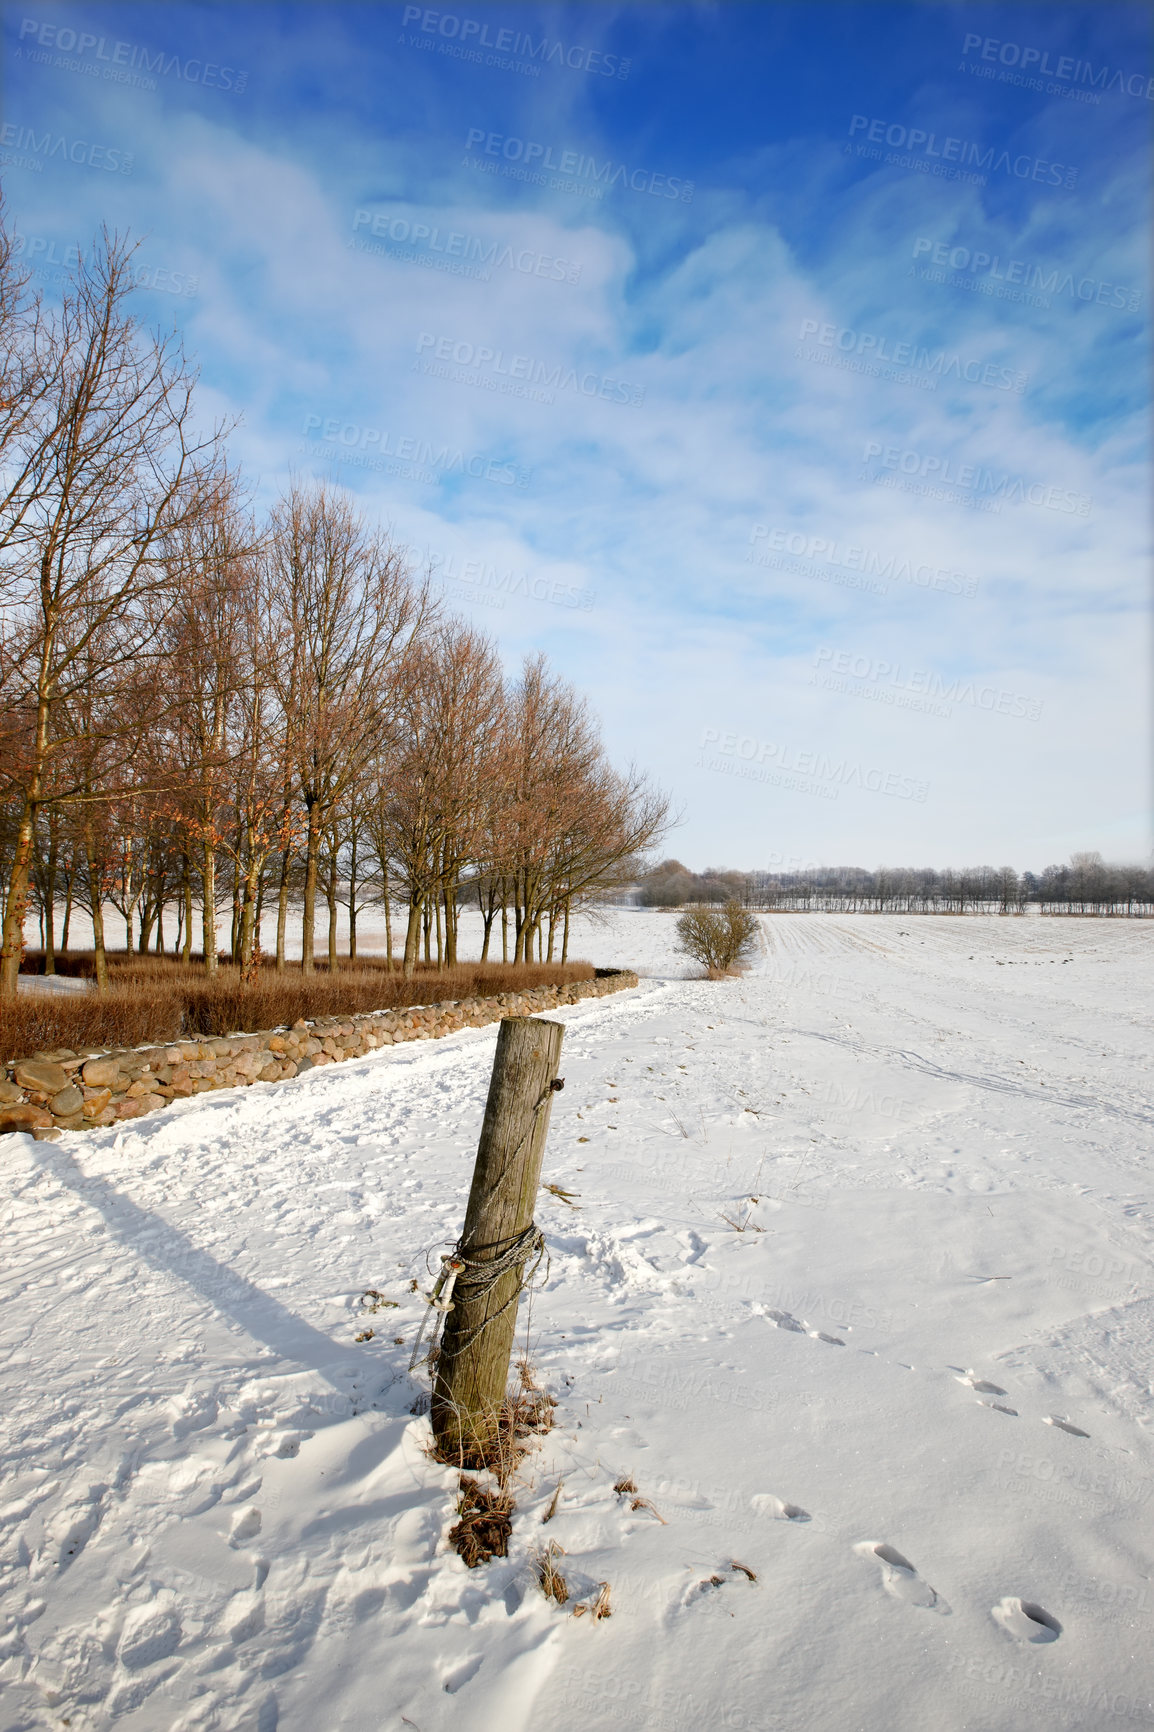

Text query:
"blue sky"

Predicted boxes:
[[2, 0, 1150, 869]]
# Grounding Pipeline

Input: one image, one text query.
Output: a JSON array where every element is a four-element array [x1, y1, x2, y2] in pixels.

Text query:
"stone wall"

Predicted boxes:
[[0, 969, 640, 1140]]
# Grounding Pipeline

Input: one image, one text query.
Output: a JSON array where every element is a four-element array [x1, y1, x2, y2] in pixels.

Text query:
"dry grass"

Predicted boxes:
[[532, 1541, 569, 1605], [2, 953, 595, 1063], [571, 1581, 612, 1621], [448, 1476, 515, 1568], [429, 1362, 555, 1480]]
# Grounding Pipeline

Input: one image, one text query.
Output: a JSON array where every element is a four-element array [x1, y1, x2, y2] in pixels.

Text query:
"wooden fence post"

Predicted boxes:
[[431, 1015, 564, 1463]]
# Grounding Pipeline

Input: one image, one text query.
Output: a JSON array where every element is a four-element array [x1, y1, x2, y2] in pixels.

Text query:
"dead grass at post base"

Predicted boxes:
[[449, 1477, 515, 1568], [430, 1374, 555, 1480]]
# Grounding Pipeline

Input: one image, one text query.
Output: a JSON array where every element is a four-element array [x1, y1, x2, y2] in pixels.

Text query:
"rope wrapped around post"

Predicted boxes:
[[410, 1221, 548, 1373]]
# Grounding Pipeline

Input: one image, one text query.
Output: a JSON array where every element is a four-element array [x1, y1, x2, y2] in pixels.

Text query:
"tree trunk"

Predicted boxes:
[[327, 860, 339, 972], [301, 804, 320, 976], [61, 873, 73, 955], [202, 840, 218, 976], [181, 854, 193, 963], [43, 834, 58, 974], [347, 833, 359, 963], [83, 820, 109, 994], [444, 882, 457, 966], [383, 874, 393, 971], [230, 875, 241, 963], [239, 853, 261, 970], [0, 798, 36, 997], [431, 1016, 564, 1463], [402, 896, 422, 978], [561, 898, 570, 963], [275, 846, 291, 970]]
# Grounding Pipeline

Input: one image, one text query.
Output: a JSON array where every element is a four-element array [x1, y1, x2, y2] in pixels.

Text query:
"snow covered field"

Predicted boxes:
[[2, 909, 1152, 1732]]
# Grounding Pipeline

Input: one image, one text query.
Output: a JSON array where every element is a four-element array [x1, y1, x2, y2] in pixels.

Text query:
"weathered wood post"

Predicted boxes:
[[431, 1016, 564, 1463]]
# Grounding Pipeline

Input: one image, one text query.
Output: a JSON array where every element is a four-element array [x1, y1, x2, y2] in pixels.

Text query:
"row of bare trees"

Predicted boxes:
[[0, 209, 671, 996], [637, 858, 1154, 915]]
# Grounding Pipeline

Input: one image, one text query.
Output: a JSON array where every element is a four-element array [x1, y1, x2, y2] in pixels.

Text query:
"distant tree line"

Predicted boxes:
[[0, 212, 671, 997], [638, 854, 1154, 916]]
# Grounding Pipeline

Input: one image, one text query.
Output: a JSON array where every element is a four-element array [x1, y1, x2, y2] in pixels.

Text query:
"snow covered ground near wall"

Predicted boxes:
[[1, 910, 1152, 1732]]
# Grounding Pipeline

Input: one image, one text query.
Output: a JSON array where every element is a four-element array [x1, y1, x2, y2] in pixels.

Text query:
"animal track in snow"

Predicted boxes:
[[992, 1597, 1061, 1643], [1043, 1416, 1090, 1437], [766, 1309, 805, 1332], [978, 1399, 1019, 1416], [751, 1494, 810, 1522], [809, 1329, 845, 1346], [956, 1375, 1007, 1395], [854, 1542, 949, 1613], [681, 1562, 757, 1607]]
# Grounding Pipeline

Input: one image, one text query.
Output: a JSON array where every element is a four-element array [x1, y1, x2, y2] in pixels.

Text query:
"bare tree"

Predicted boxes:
[[0, 231, 220, 996], [265, 482, 430, 975]]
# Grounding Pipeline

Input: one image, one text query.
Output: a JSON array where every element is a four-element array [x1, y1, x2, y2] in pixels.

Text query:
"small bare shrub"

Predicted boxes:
[[674, 900, 761, 975]]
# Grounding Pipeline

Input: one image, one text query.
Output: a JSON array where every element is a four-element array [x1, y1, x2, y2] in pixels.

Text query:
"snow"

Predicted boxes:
[[1, 909, 1152, 1732]]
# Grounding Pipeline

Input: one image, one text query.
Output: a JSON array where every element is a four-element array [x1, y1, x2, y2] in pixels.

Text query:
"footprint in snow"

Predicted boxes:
[[442, 1654, 483, 1693], [751, 1494, 810, 1522], [809, 1329, 845, 1346], [766, 1310, 805, 1332], [1044, 1416, 1090, 1438], [992, 1597, 1061, 1643], [956, 1374, 1007, 1395], [978, 1399, 1018, 1416], [230, 1506, 262, 1547], [854, 1542, 950, 1614]]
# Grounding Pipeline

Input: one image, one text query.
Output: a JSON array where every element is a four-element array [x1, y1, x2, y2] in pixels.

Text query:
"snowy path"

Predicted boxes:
[[1, 911, 1152, 1730]]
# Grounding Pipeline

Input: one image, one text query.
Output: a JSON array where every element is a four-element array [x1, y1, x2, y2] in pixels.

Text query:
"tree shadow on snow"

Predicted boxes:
[[34, 1140, 362, 1392]]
